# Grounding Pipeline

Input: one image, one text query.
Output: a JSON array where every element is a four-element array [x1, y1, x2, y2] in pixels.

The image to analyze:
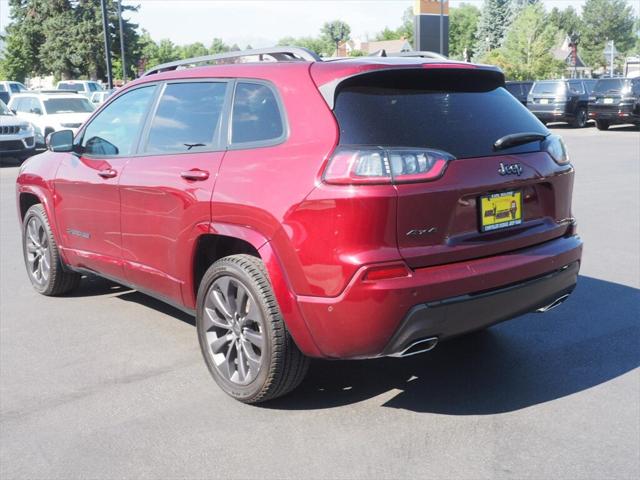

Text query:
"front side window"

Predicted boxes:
[[231, 82, 284, 144], [10, 84, 21, 93], [81, 86, 156, 156], [145, 82, 227, 153]]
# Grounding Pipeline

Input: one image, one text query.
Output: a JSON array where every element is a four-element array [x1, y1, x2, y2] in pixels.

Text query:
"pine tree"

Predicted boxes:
[[474, 0, 510, 59]]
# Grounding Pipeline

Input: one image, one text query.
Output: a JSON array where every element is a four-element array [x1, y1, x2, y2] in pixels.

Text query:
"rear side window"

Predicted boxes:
[[334, 70, 546, 159], [231, 82, 284, 145], [531, 81, 566, 95], [58, 82, 84, 92], [145, 82, 227, 153], [568, 81, 585, 94], [88, 83, 98, 92], [0, 85, 6, 92], [81, 85, 156, 156], [10, 84, 21, 93]]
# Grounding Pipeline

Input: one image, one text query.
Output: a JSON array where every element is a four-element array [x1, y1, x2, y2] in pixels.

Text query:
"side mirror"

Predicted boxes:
[[10, 108, 17, 114], [47, 130, 74, 152]]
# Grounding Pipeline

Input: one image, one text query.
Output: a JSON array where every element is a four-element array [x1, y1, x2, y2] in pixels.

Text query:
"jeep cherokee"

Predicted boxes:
[[16, 47, 582, 403]]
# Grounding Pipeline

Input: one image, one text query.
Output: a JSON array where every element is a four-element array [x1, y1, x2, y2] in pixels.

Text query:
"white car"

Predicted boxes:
[[0, 81, 28, 104], [0, 99, 36, 161], [8, 91, 94, 146], [56, 80, 104, 98], [90, 90, 115, 106]]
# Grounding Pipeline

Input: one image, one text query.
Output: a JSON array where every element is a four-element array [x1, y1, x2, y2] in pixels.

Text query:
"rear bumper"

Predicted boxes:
[[296, 234, 582, 359], [588, 106, 639, 124], [529, 110, 574, 123], [381, 261, 578, 356]]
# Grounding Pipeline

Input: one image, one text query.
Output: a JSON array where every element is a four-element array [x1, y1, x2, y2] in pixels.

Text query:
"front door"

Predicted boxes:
[[118, 80, 230, 305], [54, 84, 158, 279]]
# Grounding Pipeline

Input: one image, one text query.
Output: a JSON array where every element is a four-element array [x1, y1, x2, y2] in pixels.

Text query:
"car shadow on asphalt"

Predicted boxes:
[[264, 275, 639, 414], [66, 274, 638, 414], [547, 123, 638, 132]]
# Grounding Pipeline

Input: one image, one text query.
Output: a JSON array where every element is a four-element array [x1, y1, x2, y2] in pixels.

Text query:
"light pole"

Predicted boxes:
[[117, 0, 127, 83], [439, 0, 444, 55], [100, 0, 113, 89]]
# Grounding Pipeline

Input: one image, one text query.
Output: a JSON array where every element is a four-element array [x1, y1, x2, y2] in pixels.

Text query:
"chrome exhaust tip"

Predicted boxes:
[[388, 337, 439, 358], [536, 293, 571, 313]]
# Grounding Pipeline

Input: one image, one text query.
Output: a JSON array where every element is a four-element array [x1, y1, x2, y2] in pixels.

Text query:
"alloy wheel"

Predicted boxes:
[[25, 216, 51, 287], [202, 275, 265, 385]]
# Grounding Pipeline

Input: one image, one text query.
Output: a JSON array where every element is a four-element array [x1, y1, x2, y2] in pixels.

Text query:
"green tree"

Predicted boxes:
[[374, 27, 402, 41], [277, 36, 330, 56], [449, 4, 481, 61], [474, 0, 510, 58], [209, 38, 231, 54], [397, 6, 414, 44], [580, 0, 636, 69], [321, 20, 351, 55], [487, 3, 565, 80], [548, 6, 583, 39], [177, 42, 209, 59]]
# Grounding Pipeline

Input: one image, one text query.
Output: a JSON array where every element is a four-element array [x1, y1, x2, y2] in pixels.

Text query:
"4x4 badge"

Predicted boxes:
[[498, 162, 523, 176]]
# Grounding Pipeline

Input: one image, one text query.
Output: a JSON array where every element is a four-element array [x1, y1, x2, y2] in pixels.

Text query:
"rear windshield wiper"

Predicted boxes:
[[494, 132, 548, 151]]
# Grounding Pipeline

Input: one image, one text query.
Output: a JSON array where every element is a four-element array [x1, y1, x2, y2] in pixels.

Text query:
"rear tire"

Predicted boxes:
[[22, 204, 81, 296], [196, 254, 309, 403], [595, 120, 610, 131], [571, 108, 588, 128]]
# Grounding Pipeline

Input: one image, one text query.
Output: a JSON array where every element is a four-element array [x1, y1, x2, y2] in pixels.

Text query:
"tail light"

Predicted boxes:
[[323, 146, 455, 185], [542, 134, 569, 166]]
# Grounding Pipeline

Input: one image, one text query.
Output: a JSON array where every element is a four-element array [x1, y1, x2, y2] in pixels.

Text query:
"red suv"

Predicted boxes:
[[16, 47, 582, 403]]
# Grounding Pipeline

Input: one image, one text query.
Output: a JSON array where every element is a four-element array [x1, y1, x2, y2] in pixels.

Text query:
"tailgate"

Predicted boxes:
[[396, 151, 574, 268]]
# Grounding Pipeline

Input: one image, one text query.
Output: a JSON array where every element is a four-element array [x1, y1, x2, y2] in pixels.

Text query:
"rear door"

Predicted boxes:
[[54, 84, 158, 279], [118, 80, 230, 305], [332, 69, 572, 268]]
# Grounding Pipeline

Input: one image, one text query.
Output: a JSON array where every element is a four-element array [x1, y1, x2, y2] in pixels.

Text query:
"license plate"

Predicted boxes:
[[479, 190, 523, 232], [604, 98, 614, 104], [540, 98, 549, 104]]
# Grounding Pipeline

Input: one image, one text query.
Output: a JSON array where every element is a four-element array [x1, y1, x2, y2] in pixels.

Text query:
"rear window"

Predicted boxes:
[[334, 69, 546, 159], [531, 81, 566, 95], [44, 98, 94, 114], [58, 83, 85, 92], [593, 78, 628, 94]]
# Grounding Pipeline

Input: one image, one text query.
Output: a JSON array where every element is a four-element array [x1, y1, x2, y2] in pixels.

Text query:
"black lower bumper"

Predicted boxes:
[[382, 261, 579, 356]]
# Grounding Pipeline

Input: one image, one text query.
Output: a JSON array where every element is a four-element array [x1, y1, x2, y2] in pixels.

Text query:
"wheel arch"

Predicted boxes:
[[187, 223, 323, 358]]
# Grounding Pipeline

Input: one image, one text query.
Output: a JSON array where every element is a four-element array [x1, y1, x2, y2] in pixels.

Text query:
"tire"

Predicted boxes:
[[571, 108, 588, 128], [196, 254, 309, 403], [22, 204, 81, 296], [595, 120, 610, 131]]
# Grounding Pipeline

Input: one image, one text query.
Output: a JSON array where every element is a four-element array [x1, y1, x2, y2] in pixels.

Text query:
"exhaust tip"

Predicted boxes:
[[536, 293, 571, 313], [389, 337, 438, 358]]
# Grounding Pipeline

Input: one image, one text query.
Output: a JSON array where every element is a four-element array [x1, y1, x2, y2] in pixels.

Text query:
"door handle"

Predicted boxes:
[[98, 168, 117, 179], [180, 169, 209, 181]]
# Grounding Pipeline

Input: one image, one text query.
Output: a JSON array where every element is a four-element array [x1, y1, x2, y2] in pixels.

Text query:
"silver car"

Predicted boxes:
[[0, 100, 36, 162]]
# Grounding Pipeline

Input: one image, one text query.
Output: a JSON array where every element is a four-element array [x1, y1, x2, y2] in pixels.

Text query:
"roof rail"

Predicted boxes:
[[143, 46, 322, 76]]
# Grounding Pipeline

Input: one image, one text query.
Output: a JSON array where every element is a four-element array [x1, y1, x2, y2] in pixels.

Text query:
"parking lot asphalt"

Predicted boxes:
[[1, 125, 639, 479]]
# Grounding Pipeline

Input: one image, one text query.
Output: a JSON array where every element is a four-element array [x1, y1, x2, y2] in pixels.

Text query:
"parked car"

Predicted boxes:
[[588, 77, 640, 130], [505, 81, 533, 105], [527, 79, 591, 127], [8, 91, 94, 145], [16, 47, 582, 403], [0, 81, 28, 104], [0, 99, 36, 161], [89, 89, 115, 106], [56, 80, 104, 98]]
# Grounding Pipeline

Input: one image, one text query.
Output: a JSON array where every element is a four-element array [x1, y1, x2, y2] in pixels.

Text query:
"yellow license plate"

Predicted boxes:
[[479, 190, 523, 232]]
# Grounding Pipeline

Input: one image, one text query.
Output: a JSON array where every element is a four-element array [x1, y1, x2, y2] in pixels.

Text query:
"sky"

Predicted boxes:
[[0, 0, 638, 48]]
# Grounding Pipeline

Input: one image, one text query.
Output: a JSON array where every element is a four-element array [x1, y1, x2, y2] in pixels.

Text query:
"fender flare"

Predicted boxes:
[[187, 222, 323, 358]]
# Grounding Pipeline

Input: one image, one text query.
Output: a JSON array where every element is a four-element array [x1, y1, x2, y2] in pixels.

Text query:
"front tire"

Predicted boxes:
[[196, 254, 309, 403], [595, 120, 610, 131], [22, 204, 80, 295]]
